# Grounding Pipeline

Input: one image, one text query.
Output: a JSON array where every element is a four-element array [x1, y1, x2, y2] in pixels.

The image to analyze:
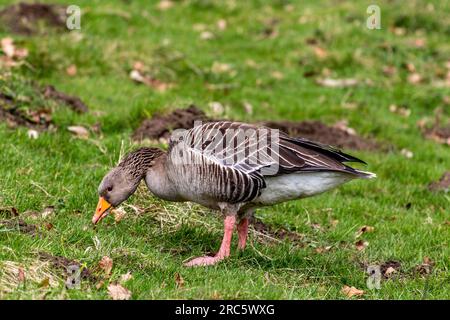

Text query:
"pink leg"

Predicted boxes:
[[237, 218, 249, 250], [185, 215, 236, 267]]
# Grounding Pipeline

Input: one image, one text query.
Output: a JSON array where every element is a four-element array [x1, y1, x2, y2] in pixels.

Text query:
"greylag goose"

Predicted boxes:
[[93, 121, 375, 266]]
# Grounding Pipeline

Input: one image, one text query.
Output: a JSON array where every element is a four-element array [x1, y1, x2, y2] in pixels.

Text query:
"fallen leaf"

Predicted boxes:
[[211, 62, 232, 74], [1, 37, 15, 58], [389, 104, 411, 117], [313, 46, 328, 59], [41, 206, 55, 219], [129, 70, 172, 92], [217, 19, 227, 30], [98, 256, 113, 276], [316, 78, 359, 88], [400, 148, 414, 159], [315, 246, 332, 253], [405, 63, 416, 73], [120, 272, 133, 283], [271, 71, 284, 80], [200, 31, 214, 40], [209, 101, 225, 115], [334, 120, 357, 136], [96, 280, 104, 289], [384, 266, 397, 277], [356, 225, 375, 238], [157, 0, 173, 10], [341, 285, 364, 298], [18, 268, 26, 282], [355, 240, 369, 251], [415, 256, 434, 275], [108, 283, 131, 300], [382, 65, 396, 77], [175, 272, 184, 288], [66, 64, 77, 76], [408, 73, 422, 84], [242, 101, 253, 115], [68, 126, 89, 139]]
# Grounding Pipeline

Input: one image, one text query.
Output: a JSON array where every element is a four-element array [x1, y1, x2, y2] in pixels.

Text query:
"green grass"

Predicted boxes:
[[0, 0, 449, 299]]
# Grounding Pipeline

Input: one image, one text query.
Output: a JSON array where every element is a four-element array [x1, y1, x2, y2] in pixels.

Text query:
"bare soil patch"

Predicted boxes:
[[38, 252, 95, 282], [428, 171, 450, 192], [133, 105, 380, 151], [0, 2, 67, 35], [250, 217, 305, 244], [0, 218, 38, 235]]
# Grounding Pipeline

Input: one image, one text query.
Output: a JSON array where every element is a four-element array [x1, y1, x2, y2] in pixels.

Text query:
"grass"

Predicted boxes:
[[0, 0, 449, 299]]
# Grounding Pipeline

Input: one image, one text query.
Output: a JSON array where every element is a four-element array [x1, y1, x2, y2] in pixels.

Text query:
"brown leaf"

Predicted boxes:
[[18, 268, 26, 283], [355, 240, 369, 251], [68, 126, 89, 139], [408, 73, 422, 84], [98, 256, 113, 276], [316, 78, 359, 88], [313, 46, 328, 59], [1, 37, 15, 57], [39, 277, 50, 288], [129, 70, 172, 92], [175, 272, 184, 288], [107, 283, 131, 300], [41, 206, 55, 219], [384, 266, 397, 277], [341, 285, 364, 298], [157, 0, 173, 10], [120, 272, 133, 284], [356, 225, 375, 238], [66, 64, 77, 76]]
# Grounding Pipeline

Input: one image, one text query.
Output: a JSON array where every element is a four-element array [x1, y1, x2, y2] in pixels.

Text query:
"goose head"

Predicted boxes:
[[92, 147, 164, 224]]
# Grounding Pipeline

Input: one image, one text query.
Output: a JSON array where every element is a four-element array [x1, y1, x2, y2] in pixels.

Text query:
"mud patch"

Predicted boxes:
[[43, 85, 88, 114], [1, 85, 88, 131], [250, 217, 305, 245], [38, 252, 95, 282], [428, 172, 450, 192], [0, 2, 67, 35], [132, 104, 208, 140], [133, 105, 380, 151], [422, 125, 450, 146], [0, 218, 38, 235], [263, 120, 380, 151]]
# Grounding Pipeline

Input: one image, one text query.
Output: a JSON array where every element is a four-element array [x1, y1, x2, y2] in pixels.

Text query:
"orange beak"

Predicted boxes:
[[92, 197, 112, 224]]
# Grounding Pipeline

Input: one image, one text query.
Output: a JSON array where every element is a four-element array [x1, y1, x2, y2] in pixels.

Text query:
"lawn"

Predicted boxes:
[[0, 0, 449, 300]]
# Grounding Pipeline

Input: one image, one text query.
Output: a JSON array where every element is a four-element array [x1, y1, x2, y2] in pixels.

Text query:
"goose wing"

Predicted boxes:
[[168, 121, 365, 203]]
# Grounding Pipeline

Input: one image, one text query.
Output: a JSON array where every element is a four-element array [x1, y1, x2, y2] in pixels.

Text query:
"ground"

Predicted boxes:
[[0, 0, 449, 299]]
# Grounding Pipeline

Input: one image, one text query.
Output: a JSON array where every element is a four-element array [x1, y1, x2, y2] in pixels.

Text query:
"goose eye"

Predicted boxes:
[[107, 186, 113, 192]]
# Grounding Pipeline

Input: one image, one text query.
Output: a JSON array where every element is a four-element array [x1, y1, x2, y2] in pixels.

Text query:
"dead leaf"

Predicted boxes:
[[129, 70, 172, 92], [243, 101, 253, 115], [211, 62, 232, 74], [384, 266, 397, 277], [316, 78, 359, 88], [68, 126, 89, 139], [271, 71, 284, 80], [108, 283, 131, 300], [415, 256, 434, 275], [355, 240, 369, 251], [209, 101, 225, 115], [382, 65, 396, 77], [405, 63, 416, 73], [120, 272, 133, 283], [217, 19, 227, 30], [175, 272, 184, 288], [341, 285, 364, 298], [400, 148, 414, 159], [157, 0, 173, 10], [200, 31, 214, 40], [389, 104, 411, 117], [18, 268, 26, 282], [1, 37, 15, 57], [66, 64, 77, 76], [41, 206, 55, 219], [408, 73, 422, 84], [334, 120, 356, 136], [356, 225, 375, 238], [315, 246, 332, 254], [313, 46, 328, 59], [412, 38, 426, 48], [98, 256, 113, 276]]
